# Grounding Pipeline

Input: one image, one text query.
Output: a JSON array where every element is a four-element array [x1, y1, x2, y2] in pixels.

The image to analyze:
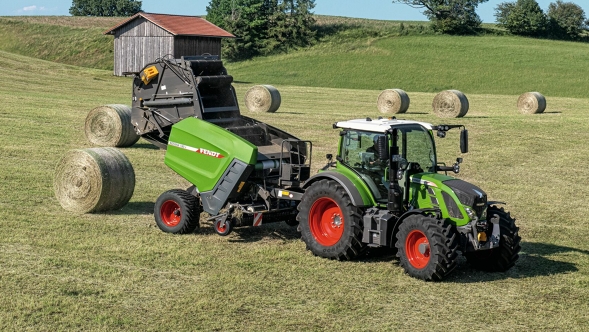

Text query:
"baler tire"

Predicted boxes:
[[464, 206, 521, 272], [213, 218, 233, 236], [395, 214, 459, 281], [154, 189, 200, 234], [297, 179, 366, 260]]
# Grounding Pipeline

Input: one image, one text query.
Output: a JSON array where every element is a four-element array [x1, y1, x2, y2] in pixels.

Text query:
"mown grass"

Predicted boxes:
[[1, 49, 589, 330]]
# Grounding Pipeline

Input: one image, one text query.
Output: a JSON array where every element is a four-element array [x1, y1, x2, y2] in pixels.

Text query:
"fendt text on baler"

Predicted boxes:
[[128, 56, 520, 280]]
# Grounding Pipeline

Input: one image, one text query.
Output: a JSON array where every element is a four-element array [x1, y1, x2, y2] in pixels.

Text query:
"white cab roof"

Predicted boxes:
[[335, 118, 433, 133]]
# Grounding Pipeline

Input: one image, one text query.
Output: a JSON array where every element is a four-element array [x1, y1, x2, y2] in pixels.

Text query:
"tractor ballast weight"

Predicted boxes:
[[130, 55, 311, 229]]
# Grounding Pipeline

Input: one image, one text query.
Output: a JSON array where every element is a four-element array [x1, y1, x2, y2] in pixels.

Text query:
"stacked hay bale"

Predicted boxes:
[[377, 89, 410, 114], [54, 148, 135, 213], [432, 90, 469, 118], [244, 85, 281, 113], [85, 104, 139, 147], [518, 92, 546, 114]]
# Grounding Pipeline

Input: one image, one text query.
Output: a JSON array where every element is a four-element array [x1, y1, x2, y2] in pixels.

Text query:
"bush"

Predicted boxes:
[[495, 0, 548, 37], [547, 0, 588, 39]]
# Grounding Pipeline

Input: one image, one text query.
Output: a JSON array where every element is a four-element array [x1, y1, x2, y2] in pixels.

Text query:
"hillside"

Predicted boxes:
[[2, 15, 588, 98]]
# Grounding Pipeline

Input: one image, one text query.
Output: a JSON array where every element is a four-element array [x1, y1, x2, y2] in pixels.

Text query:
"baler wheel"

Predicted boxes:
[[213, 218, 233, 236], [464, 206, 521, 272], [396, 214, 459, 281], [297, 179, 365, 260], [154, 189, 200, 234]]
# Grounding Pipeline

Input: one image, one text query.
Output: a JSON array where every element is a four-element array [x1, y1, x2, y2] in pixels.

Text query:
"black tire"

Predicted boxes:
[[297, 179, 365, 260], [213, 218, 233, 236], [395, 214, 459, 281], [154, 189, 201, 234], [464, 206, 521, 272]]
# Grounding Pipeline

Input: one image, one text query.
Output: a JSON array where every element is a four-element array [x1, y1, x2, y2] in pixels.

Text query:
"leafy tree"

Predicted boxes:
[[494, 0, 548, 36], [207, 0, 270, 60], [547, 0, 588, 39], [69, 0, 142, 16], [391, 0, 489, 34], [266, 0, 316, 52], [206, 0, 316, 60]]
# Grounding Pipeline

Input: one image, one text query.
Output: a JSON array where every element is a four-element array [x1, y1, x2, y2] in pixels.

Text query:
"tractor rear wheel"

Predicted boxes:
[[396, 214, 459, 281], [297, 180, 365, 260], [464, 206, 521, 272], [154, 189, 201, 234]]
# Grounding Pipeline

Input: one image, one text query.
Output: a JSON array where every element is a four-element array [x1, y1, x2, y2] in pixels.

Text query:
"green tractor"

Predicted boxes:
[[296, 118, 521, 280], [119, 55, 519, 281]]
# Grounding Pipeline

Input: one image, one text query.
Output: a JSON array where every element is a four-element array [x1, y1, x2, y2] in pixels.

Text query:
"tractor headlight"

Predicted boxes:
[[464, 206, 478, 222]]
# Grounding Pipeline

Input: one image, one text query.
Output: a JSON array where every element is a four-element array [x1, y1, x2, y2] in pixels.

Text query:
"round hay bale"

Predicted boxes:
[[432, 90, 469, 118], [244, 85, 281, 113], [85, 104, 140, 147], [377, 89, 410, 114], [54, 147, 135, 213], [517, 92, 546, 114]]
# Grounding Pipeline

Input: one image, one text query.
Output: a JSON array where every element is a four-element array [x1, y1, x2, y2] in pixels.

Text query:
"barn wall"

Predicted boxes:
[[111, 18, 226, 76], [114, 36, 174, 76], [173, 36, 222, 58]]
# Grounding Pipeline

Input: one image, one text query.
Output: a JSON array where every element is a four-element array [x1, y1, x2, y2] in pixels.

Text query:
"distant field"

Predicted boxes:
[[1, 50, 589, 330], [227, 35, 589, 98], [2, 16, 589, 98]]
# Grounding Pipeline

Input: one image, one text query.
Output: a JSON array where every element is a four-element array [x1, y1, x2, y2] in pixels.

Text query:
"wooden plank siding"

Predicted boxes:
[[110, 18, 222, 76]]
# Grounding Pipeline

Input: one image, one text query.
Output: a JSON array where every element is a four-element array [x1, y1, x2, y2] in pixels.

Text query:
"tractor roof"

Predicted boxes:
[[335, 118, 433, 133]]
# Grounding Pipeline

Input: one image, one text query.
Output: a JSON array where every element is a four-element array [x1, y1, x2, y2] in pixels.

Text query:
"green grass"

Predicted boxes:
[[1, 49, 589, 330], [0, 16, 117, 70], [3, 15, 589, 98], [227, 35, 589, 98]]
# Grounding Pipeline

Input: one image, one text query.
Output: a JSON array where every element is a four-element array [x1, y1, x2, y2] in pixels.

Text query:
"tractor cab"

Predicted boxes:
[[335, 118, 441, 207]]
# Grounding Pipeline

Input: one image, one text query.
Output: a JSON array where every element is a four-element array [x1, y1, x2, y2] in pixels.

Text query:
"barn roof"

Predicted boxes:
[[104, 12, 235, 38]]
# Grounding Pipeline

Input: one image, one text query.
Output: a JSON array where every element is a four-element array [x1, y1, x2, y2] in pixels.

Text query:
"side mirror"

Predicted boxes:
[[376, 135, 389, 161], [460, 129, 469, 154]]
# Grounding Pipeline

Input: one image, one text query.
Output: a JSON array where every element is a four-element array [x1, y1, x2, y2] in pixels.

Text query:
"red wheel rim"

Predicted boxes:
[[308, 197, 344, 246], [160, 200, 181, 227], [215, 221, 227, 233], [405, 230, 430, 269]]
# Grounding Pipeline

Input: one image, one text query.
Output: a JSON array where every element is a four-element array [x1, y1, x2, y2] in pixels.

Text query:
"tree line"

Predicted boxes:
[[394, 0, 588, 39], [69, 0, 589, 60]]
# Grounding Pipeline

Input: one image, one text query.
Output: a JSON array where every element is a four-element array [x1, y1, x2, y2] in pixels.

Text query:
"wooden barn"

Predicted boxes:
[[104, 12, 235, 76]]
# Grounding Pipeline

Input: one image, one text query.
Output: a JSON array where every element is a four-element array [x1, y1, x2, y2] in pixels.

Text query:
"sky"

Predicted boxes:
[[2, 0, 589, 24]]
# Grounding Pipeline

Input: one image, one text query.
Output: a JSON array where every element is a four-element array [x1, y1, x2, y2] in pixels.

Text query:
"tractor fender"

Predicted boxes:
[[390, 208, 441, 246], [303, 171, 370, 207]]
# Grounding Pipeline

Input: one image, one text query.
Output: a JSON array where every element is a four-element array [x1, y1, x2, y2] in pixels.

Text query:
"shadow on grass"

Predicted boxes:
[[108, 201, 155, 215], [542, 111, 562, 114], [445, 241, 584, 283], [234, 80, 253, 84], [131, 143, 160, 150], [275, 112, 303, 115]]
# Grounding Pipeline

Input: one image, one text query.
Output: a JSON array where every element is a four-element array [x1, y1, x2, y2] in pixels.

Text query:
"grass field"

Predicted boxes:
[[3, 16, 589, 99], [1, 46, 589, 331]]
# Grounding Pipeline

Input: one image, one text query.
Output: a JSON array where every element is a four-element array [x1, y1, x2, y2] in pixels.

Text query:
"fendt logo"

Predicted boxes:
[[168, 141, 225, 159]]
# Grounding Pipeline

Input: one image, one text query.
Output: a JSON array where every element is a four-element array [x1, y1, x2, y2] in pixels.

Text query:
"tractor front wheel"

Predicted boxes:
[[154, 189, 201, 234], [464, 206, 521, 272], [395, 214, 459, 281], [297, 179, 365, 260]]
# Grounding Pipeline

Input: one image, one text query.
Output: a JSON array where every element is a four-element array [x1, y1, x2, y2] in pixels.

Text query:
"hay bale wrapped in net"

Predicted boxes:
[[85, 104, 140, 147], [244, 85, 281, 112], [377, 89, 410, 114], [54, 147, 135, 213], [517, 92, 546, 114], [432, 90, 469, 118]]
